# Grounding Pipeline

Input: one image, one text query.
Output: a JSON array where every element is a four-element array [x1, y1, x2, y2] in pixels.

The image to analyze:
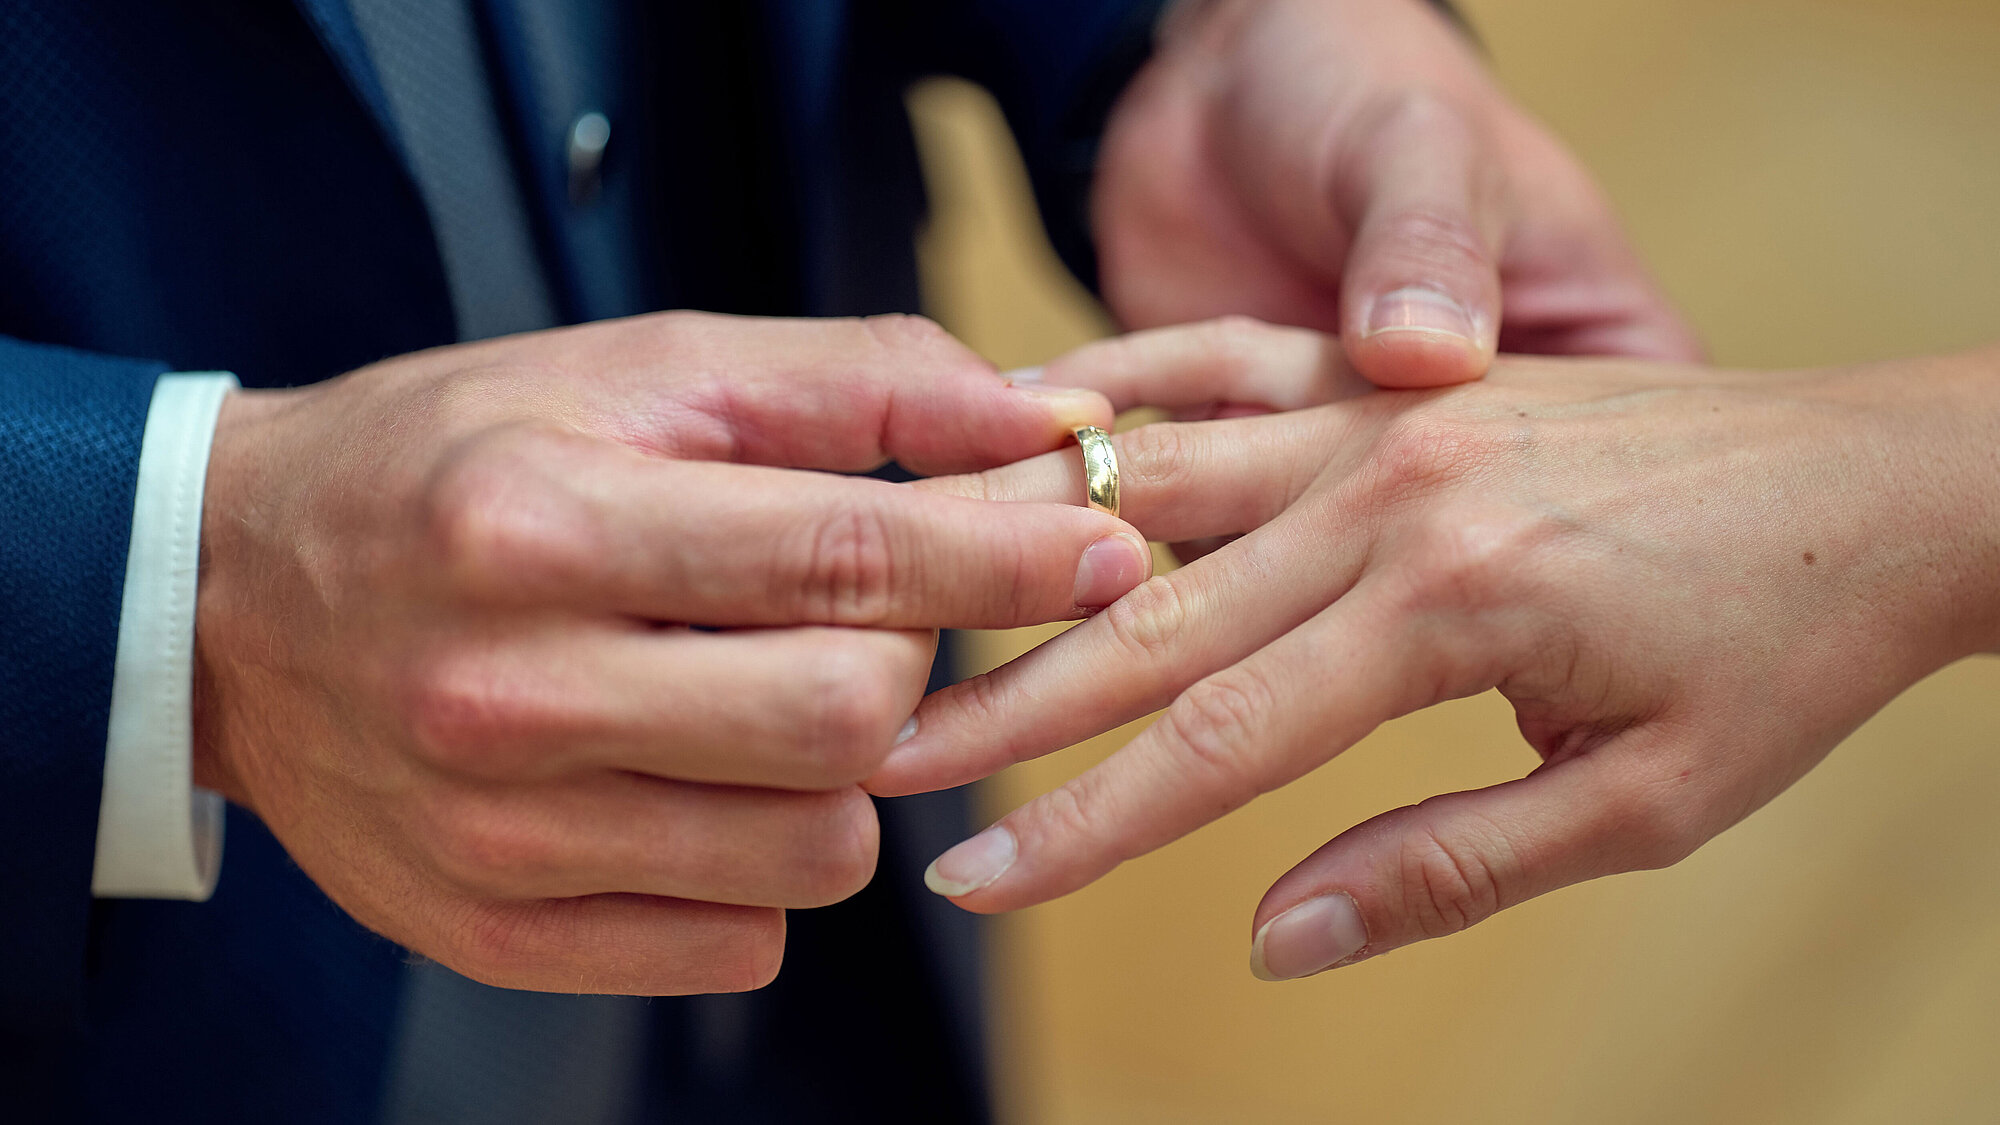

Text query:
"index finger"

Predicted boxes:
[[562, 312, 1118, 474], [441, 433, 1154, 629]]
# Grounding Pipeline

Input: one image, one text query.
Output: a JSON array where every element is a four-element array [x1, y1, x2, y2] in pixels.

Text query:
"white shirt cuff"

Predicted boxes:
[[92, 372, 238, 900]]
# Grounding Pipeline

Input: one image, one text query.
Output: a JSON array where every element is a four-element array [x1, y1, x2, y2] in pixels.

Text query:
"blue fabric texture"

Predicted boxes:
[[0, 338, 162, 1023], [0, 0, 1168, 1121]]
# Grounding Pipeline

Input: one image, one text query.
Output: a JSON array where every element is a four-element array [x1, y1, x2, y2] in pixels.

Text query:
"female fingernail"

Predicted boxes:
[[895, 716, 919, 746], [1249, 894, 1368, 981], [1010, 382, 1104, 430], [924, 825, 1017, 898], [1009, 382, 1094, 404], [1365, 286, 1475, 342], [1073, 534, 1149, 609], [1001, 365, 1045, 384]]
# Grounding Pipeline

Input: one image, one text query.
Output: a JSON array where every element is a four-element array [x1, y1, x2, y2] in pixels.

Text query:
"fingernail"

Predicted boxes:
[[1001, 366, 1045, 384], [1008, 380, 1105, 431], [924, 825, 1017, 897], [1249, 894, 1368, 981], [1073, 534, 1149, 610], [1365, 286, 1476, 342], [895, 716, 919, 746], [1008, 382, 1093, 402]]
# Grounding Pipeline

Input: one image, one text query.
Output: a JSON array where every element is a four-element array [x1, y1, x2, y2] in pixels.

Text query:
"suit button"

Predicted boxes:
[[566, 111, 611, 205]]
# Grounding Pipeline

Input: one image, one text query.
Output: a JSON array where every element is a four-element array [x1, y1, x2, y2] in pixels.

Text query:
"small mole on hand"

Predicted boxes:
[[1802, 551, 1816, 565]]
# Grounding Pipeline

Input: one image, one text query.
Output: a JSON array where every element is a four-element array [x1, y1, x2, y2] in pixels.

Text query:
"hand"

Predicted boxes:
[[192, 311, 1153, 994], [1093, 0, 1703, 387], [870, 318, 2000, 979]]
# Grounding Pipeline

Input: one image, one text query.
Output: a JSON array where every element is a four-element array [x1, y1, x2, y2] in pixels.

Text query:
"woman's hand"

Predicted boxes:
[[868, 319, 2000, 979]]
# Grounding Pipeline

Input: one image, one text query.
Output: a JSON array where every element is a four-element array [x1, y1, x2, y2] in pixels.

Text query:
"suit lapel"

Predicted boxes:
[[290, 0, 407, 164]]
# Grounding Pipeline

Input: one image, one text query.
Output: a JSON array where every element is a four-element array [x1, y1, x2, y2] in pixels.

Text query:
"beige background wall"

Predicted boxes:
[[906, 2, 2000, 1122]]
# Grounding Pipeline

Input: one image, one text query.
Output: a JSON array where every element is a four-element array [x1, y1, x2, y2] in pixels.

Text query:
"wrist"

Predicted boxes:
[[191, 386, 301, 804], [1866, 347, 2000, 661], [1932, 348, 2000, 657], [1954, 347, 2000, 654]]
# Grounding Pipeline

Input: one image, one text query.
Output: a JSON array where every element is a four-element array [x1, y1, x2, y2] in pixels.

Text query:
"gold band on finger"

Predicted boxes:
[[1073, 426, 1120, 518]]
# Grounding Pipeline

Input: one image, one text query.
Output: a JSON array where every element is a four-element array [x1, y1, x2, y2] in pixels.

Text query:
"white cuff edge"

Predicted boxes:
[[92, 372, 237, 901]]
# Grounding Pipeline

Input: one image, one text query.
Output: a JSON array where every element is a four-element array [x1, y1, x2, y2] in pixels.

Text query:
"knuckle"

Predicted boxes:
[[1017, 769, 1143, 878], [1604, 775, 1701, 871], [789, 502, 901, 625], [713, 916, 787, 993], [1158, 672, 1273, 809], [1197, 315, 1276, 374], [941, 669, 1007, 733], [1116, 423, 1199, 507], [1380, 88, 1470, 134], [1024, 778, 1107, 856], [1209, 312, 1274, 339], [859, 314, 990, 378], [1367, 413, 1488, 499], [1336, 87, 1486, 221], [423, 428, 586, 595], [652, 308, 707, 335], [1396, 819, 1506, 941], [1099, 575, 1191, 663], [449, 900, 547, 986], [629, 309, 711, 354], [427, 798, 552, 894], [975, 528, 1037, 621], [1392, 504, 1544, 617], [1353, 92, 1491, 267], [800, 644, 902, 782], [403, 656, 530, 774], [791, 788, 881, 906], [862, 312, 949, 347]]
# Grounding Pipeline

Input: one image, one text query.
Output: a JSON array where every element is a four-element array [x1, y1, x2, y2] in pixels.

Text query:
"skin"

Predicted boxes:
[[182, 0, 1704, 996], [1094, 0, 1704, 386], [870, 318, 2000, 979], [192, 311, 1154, 995]]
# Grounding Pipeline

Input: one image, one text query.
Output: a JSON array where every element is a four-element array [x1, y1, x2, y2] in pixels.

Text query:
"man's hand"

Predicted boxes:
[[871, 319, 2000, 978], [192, 311, 1153, 994], [1094, 0, 1702, 386]]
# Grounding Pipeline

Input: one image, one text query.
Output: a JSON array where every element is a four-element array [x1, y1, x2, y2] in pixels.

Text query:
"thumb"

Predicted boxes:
[[1335, 97, 1505, 389], [1248, 733, 1702, 980]]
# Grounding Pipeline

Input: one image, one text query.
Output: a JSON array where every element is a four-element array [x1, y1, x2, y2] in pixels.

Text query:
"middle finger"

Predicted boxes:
[[411, 623, 936, 790]]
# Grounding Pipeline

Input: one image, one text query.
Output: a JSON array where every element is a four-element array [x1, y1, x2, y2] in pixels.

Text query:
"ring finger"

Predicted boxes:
[[868, 489, 1368, 798], [406, 770, 882, 910]]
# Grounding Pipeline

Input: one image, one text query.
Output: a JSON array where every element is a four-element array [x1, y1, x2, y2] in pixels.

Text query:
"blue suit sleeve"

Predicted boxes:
[[0, 334, 166, 1025]]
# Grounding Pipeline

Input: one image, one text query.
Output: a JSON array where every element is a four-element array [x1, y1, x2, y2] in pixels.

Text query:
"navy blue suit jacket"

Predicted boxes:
[[0, 1, 1163, 1120]]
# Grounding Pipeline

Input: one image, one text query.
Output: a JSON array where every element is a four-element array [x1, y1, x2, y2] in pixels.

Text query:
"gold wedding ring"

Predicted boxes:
[[1073, 426, 1120, 518]]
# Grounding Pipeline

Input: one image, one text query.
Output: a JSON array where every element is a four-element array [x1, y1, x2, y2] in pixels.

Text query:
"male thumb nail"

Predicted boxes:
[[1073, 534, 1149, 610], [1008, 382, 1108, 432], [1365, 286, 1476, 342]]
